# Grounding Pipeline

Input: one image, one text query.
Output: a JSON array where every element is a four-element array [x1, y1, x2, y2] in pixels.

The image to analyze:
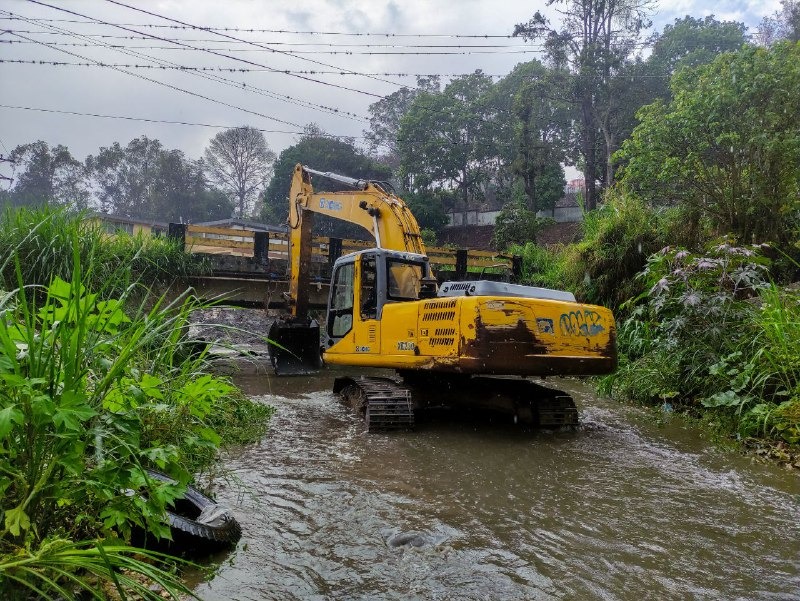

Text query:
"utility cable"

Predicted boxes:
[[22, 2, 387, 97], [102, 0, 405, 88], [4, 12, 368, 122], [1, 30, 534, 48], [0, 59, 672, 79], [6, 29, 308, 128], [0, 16, 518, 38], [1, 39, 545, 54], [0, 103, 313, 135]]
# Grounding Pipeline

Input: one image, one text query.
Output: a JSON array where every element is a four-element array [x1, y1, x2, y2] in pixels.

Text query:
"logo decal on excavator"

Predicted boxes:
[[319, 198, 343, 211], [355, 346, 371, 352], [397, 341, 416, 351], [537, 318, 555, 334]]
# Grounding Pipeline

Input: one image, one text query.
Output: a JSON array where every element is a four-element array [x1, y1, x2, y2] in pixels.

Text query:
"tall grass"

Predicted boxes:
[[0, 540, 197, 600], [735, 284, 800, 441], [510, 190, 679, 308], [510, 242, 569, 290], [0, 206, 208, 295], [0, 207, 273, 597]]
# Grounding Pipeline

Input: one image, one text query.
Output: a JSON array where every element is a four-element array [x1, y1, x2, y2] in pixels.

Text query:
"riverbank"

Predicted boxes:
[[0, 209, 275, 598]]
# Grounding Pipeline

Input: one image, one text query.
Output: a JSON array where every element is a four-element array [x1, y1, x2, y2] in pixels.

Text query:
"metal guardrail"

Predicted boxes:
[[168, 223, 520, 281]]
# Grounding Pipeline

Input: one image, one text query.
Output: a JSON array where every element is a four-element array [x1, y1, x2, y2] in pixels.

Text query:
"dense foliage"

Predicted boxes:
[[616, 42, 800, 246], [0, 208, 273, 598], [606, 243, 800, 443]]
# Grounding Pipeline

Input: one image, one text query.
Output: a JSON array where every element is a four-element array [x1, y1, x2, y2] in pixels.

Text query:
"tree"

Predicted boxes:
[[644, 16, 747, 102], [501, 61, 571, 216], [402, 190, 449, 234], [260, 125, 391, 237], [615, 42, 800, 246], [492, 200, 549, 250], [88, 137, 164, 217], [204, 126, 275, 218], [150, 153, 233, 222], [364, 76, 440, 174], [608, 17, 747, 172], [514, 0, 655, 208], [8, 142, 90, 209], [88, 137, 232, 222], [398, 71, 498, 220], [757, 0, 800, 46]]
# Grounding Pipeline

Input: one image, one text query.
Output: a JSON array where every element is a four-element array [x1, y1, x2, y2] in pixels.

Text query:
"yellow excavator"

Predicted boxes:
[[269, 164, 616, 430]]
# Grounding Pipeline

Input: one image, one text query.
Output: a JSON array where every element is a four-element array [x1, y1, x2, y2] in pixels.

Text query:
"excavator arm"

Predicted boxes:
[[271, 164, 427, 374], [287, 163, 426, 318]]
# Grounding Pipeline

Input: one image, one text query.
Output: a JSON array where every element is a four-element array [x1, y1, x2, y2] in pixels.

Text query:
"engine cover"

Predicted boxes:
[[437, 280, 576, 302]]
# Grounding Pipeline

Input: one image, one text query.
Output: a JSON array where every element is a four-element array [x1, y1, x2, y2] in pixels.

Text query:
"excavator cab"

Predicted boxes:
[[270, 247, 434, 375], [326, 249, 433, 348]]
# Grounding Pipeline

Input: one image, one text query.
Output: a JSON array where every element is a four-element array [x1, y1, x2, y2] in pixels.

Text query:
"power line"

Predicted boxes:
[[0, 103, 359, 138], [0, 39, 544, 55], [0, 59, 673, 79], [2, 30, 533, 48], [21, 2, 390, 96], [6, 28, 309, 129], [0, 15, 517, 38], [102, 0, 406, 88], [4, 13, 369, 122]]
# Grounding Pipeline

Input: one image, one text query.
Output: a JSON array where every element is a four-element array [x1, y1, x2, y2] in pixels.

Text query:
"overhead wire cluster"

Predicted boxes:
[[5, 0, 478, 140], [0, 0, 667, 151]]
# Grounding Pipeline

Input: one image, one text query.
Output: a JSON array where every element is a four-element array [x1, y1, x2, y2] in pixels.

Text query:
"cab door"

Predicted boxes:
[[327, 260, 355, 346], [354, 253, 380, 355]]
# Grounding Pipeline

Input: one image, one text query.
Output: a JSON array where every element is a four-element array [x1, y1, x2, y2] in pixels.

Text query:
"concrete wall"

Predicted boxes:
[[447, 206, 582, 227]]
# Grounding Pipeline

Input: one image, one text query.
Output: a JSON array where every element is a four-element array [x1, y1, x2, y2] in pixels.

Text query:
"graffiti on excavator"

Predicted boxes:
[[559, 310, 605, 337]]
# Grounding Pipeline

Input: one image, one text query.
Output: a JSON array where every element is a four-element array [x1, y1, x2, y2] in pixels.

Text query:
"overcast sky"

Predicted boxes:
[[0, 0, 782, 182]]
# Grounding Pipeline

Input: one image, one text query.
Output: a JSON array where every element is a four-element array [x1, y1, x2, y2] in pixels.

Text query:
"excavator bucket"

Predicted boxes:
[[268, 318, 323, 375]]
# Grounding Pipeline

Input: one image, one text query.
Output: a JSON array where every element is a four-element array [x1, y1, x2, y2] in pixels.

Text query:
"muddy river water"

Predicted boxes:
[[192, 368, 800, 600]]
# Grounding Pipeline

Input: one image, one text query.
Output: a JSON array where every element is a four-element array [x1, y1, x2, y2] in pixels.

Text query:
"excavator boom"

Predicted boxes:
[[272, 164, 428, 374]]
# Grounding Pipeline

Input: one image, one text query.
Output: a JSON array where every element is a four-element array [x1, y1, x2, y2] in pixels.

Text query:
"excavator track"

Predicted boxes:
[[333, 376, 414, 432], [533, 388, 579, 428], [397, 372, 579, 428]]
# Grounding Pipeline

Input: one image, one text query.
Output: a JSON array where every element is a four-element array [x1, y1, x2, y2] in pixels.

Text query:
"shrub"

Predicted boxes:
[[510, 242, 569, 290], [492, 201, 554, 250], [566, 189, 681, 307], [0, 209, 273, 597]]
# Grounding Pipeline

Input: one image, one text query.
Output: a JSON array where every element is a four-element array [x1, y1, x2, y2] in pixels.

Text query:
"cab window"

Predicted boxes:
[[386, 259, 423, 301], [360, 255, 377, 320], [328, 262, 354, 338]]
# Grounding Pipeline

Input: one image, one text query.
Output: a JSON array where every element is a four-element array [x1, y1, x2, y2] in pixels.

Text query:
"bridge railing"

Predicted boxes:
[[169, 223, 519, 281]]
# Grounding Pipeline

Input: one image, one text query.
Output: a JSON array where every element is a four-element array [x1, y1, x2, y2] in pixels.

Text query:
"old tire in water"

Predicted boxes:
[[144, 470, 242, 553]]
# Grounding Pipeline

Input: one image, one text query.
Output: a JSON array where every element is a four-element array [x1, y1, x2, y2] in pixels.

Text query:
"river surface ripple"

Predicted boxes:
[[193, 372, 800, 601]]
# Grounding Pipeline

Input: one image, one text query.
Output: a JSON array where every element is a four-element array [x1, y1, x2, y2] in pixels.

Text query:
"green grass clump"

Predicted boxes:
[[0, 207, 272, 598], [0, 206, 208, 295]]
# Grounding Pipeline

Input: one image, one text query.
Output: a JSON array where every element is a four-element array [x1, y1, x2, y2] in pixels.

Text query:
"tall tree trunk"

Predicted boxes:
[[461, 161, 469, 225], [582, 97, 597, 211], [601, 122, 615, 188]]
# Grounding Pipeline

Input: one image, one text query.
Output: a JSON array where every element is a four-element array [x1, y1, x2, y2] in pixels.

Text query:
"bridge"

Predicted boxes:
[[167, 223, 520, 308]]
